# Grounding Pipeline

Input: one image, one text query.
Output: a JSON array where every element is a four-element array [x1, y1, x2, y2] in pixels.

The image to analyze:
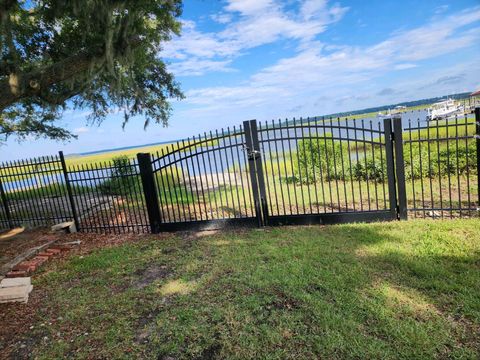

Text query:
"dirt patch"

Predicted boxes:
[[0, 231, 172, 359], [156, 342, 222, 360], [133, 264, 172, 289], [135, 308, 162, 344], [195, 343, 222, 360], [267, 293, 301, 311], [0, 286, 47, 359]]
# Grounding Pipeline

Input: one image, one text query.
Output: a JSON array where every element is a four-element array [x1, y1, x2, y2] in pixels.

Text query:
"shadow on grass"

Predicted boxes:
[[161, 222, 480, 359], [5, 220, 479, 359]]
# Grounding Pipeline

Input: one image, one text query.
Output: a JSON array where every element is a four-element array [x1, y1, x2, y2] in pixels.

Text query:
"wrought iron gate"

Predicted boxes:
[[138, 125, 258, 232], [137, 117, 409, 232], [251, 117, 405, 226]]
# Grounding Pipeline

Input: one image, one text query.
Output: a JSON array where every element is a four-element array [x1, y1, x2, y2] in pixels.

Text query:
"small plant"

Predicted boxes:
[[404, 140, 476, 179], [352, 158, 386, 182], [97, 156, 138, 196]]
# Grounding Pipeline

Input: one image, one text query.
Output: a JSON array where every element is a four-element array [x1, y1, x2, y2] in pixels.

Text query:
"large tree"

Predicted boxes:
[[0, 0, 184, 141]]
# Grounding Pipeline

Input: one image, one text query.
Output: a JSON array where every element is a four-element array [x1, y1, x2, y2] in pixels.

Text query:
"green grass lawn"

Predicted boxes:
[[5, 219, 479, 359]]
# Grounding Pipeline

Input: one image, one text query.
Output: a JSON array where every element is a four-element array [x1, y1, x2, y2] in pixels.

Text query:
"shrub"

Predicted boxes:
[[97, 156, 138, 195], [290, 133, 476, 185], [295, 135, 348, 183], [352, 158, 386, 182], [404, 140, 476, 179]]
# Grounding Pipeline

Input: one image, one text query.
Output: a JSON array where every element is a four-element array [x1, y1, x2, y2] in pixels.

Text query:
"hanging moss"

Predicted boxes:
[[0, 0, 184, 142]]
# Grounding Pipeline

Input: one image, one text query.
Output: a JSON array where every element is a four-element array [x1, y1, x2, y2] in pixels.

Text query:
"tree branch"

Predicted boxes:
[[0, 50, 103, 111], [0, 0, 17, 14], [0, 35, 143, 111]]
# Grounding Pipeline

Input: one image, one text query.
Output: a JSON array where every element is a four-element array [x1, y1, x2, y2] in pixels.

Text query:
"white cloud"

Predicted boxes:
[[179, 6, 480, 117], [73, 127, 89, 134], [162, 0, 349, 76], [210, 13, 233, 24], [162, 20, 234, 59], [168, 58, 235, 76], [394, 63, 418, 70], [434, 4, 449, 15], [224, 0, 274, 16]]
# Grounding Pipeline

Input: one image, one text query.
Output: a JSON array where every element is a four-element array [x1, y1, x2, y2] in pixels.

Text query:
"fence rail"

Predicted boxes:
[[0, 108, 478, 233]]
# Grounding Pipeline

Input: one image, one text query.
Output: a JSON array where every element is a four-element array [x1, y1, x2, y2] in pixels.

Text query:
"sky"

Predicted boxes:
[[2, 0, 480, 161]]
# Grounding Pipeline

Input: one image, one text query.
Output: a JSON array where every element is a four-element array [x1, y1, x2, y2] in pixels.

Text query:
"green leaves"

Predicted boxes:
[[0, 0, 184, 141]]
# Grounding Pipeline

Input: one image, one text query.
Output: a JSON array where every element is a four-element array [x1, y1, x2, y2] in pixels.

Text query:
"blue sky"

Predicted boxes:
[[2, 0, 480, 161]]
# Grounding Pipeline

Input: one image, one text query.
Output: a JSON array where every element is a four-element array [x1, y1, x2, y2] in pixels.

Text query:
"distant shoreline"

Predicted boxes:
[[67, 139, 183, 158]]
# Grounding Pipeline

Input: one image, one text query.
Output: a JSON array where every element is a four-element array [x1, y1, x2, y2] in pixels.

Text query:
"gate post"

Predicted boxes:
[[137, 152, 162, 233], [392, 117, 408, 220], [0, 177, 13, 229], [475, 107, 480, 214], [243, 120, 269, 226], [59, 151, 80, 231], [384, 118, 398, 220]]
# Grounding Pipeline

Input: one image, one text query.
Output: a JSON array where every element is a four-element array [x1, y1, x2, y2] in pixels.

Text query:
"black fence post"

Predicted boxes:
[[137, 152, 162, 233], [244, 120, 269, 226], [392, 117, 408, 220], [59, 151, 80, 231], [384, 118, 398, 220], [475, 107, 480, 214], [0, 177, 13, 229]]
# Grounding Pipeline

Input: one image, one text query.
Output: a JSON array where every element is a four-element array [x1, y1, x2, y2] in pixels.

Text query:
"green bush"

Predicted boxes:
[[352, 158, 386, 182], [404, 140, 476, 179], [296, 135, 348, 183], [291, 134, 476, 185], [97, 156, 139, 195]]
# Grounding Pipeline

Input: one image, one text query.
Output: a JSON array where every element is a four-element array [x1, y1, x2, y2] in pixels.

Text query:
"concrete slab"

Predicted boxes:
[[0, 277, 31, 288], [51, 221, 77, 233], [0, 284, 32, 302]]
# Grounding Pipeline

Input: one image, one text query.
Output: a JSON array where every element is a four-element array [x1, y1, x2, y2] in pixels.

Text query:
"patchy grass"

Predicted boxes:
[[1, 219, 480, 359]]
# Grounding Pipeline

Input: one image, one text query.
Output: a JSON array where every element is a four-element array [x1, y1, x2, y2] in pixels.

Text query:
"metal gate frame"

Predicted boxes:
[[138, 126, 259, 233], [243, 117, 408, 227], [137, 117, 410, 233]]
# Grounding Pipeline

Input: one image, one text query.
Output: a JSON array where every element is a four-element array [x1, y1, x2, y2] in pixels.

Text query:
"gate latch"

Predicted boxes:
[[244, 146, 261, 160]]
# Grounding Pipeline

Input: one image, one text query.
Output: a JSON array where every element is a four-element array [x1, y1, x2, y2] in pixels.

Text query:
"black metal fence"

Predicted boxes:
[[147, 126, 258, 231], [66, 157, 149, 233], [403, 114, 478, 218], [0, 154, 73, 229], [0, 108, 478, 233], [256, 117, 397, 226]]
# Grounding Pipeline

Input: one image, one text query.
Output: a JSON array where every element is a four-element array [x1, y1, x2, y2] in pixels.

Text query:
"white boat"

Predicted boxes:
[[377, 106, 405, 119], [427, 99, 464, 120]]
